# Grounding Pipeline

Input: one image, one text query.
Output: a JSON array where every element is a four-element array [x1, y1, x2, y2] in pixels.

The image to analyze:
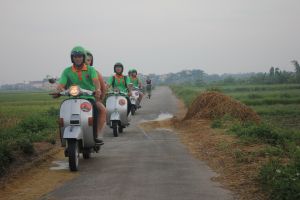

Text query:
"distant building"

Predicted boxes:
[[42, 79, 57, 90], [0, 79, 57, 91], [29, 81, 44, 89]]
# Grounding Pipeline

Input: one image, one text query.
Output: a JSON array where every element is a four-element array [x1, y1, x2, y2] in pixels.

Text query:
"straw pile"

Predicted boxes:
[[184, 92, 260, 123]]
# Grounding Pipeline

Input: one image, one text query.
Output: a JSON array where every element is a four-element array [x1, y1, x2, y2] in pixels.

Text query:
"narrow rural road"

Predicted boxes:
[[42, 86, 233, 200]]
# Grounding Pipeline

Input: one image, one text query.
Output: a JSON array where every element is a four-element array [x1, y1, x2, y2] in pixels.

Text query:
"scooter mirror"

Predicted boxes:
[[48, 78, 57, 84]]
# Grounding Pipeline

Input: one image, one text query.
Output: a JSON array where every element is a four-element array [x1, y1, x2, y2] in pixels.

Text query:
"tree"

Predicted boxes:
[[269, 67, 275, 77], [275, 68, 280, 76], [291, 60, 300, 83], [194, 78, 205, 86], [223, 76, 235, 84]]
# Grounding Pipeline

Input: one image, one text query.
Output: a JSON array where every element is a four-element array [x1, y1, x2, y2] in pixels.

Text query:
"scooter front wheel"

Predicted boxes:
[[67, 139, 79, 171], [131, 107, 136, 115], [112, 121, 118, 137]]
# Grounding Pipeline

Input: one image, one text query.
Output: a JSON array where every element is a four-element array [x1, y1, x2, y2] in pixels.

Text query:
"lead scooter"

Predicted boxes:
[[50, 85, 101, 171], [106, 88, 131, 137]]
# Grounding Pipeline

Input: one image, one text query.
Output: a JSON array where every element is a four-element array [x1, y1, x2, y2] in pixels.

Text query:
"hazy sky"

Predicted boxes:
[[0, 0, 299, 84]]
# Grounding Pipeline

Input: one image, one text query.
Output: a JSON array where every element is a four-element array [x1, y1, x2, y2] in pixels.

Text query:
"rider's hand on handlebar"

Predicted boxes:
[[49, 92, 61, 99], [94, 89, 101, 99]]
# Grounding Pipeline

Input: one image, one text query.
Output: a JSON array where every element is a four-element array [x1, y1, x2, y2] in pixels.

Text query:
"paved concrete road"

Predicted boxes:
[[43, 87, 233, 200]]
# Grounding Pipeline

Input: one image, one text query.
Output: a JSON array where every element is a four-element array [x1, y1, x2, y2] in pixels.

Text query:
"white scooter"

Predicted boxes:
[[50, 85, 101, 171], [106, 88, 131, 137], [130, 86, 141, 115]]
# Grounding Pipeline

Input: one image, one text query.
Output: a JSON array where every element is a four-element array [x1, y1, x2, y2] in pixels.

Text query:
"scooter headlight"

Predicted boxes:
[[114, 88, 120, 94], [69, 85, 80, 96]]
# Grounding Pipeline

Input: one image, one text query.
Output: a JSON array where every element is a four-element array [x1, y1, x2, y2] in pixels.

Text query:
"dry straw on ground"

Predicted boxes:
[[184, 92, 260, 123]]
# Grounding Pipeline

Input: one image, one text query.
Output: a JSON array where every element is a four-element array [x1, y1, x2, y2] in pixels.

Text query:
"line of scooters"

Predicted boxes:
[[50, 84, 143, 171]]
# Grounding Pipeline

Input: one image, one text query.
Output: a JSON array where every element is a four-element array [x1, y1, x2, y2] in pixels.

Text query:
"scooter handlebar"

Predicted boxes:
[[131, 86, 142, 92], [49, 87, 94, 98], [80, 88, 94, 96], [49, 90, 68, 98], [106, 91, 128, 96]]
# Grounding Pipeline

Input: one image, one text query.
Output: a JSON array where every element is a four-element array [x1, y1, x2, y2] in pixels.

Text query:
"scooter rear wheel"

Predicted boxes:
[[112, 121, 118, 137], [67, 139, 79, 171]]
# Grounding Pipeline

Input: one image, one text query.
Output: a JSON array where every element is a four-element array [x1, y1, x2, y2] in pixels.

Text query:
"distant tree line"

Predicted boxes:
[[2, 60, 300, 91], [143, 60, 300, 86], [221, 60, 300, 85]]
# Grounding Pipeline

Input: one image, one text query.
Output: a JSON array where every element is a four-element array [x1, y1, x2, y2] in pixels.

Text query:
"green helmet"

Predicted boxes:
[[131, 69, 137, 74], [85, 49, 93, 66], [71, 46, 86, 64]]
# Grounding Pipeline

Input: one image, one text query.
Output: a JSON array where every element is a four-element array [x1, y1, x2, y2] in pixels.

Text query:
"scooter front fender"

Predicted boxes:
[[63, 126, 83, 140], [130, 98, 136, 105]]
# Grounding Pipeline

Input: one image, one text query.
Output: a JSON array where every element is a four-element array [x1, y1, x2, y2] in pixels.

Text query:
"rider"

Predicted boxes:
[[129, 69, 144, 106], [146, 76, 152, 85], [107, 63, 132, 113], [128, 69, 132, 77], [85, 49, 107, 136], [146, 76, 152, 97], [56, 46, 104, 144]]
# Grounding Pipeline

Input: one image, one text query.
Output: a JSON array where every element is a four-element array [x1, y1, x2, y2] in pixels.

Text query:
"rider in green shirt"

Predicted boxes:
[[107, 63, 131, 95], [56, 46, 103, 144], [85, 49, 107, 141], [107, 63, 132, 114], [128, 69, 133, 77], [129, 69, 144, 107]]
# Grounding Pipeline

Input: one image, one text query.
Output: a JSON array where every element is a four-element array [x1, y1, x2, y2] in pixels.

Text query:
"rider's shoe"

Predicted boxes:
[[95, 138, 104, 145], [64, 149, 68, 157]]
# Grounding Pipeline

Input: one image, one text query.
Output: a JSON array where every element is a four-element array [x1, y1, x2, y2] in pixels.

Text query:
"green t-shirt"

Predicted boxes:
[[59, 65, 98, 99], [107, 75, 130, 94], [129, 77, 139, 87]]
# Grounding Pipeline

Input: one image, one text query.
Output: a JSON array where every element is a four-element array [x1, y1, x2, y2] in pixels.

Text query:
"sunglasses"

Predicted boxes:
[[73, 55, 83, 58]]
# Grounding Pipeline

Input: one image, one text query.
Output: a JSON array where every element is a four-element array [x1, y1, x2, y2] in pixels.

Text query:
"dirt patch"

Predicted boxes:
[[173, 119, 268, 200], [0, 149, 77, 200], [139, 118, 174, 131], [175, 97, 187, 120], [1, 142, 58, 184], [0, 142, 78, 200], [184, 92, 260, 123], [34, 142, 54, 153]]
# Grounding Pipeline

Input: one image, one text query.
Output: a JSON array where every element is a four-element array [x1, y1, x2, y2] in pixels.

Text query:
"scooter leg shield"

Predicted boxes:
[[130, 98, 136, 105], [63, 126, 83, 140], [110, 112, 120, 121]]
